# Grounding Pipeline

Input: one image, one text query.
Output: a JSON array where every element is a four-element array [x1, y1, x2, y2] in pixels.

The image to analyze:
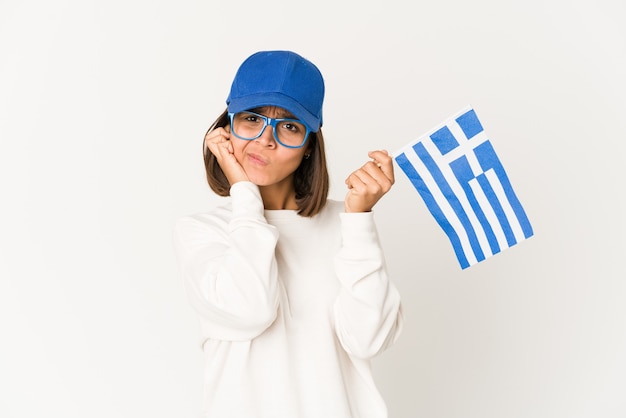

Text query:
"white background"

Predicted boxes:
[[1, 0, 625, 417]]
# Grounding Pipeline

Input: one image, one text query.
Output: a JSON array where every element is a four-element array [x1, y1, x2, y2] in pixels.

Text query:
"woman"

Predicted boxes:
[[173, 50, 404, 418]]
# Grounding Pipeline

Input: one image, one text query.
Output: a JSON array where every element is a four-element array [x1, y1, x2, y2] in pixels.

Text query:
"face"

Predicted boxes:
[[229, 106, 310, 190]]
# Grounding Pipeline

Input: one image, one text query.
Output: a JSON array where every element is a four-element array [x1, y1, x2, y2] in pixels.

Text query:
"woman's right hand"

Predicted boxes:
[[205, 126, 249, 185]]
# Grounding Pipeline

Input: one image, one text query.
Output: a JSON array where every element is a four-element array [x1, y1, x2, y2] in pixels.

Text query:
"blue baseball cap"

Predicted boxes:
[[226, 50, 325, 132]]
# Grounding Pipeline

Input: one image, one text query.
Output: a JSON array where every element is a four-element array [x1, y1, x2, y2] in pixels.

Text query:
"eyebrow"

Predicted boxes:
[[252, 107, 297, 119]]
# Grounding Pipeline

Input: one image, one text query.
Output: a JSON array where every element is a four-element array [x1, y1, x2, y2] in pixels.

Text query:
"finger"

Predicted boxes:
[[345, 171, 367, 190], [344, 171, 381, 213], [357, 162, 391, 192], [205, 129, 231, 154], [206, 139, 229, 158], [368, 150, 395, 184], [205, 127, 231, 143], [348, 170, 387, 198], [368, 149, 389, 163]]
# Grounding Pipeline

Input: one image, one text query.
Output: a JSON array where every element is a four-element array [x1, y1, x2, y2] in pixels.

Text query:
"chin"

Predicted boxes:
[[245, 174, 274, 187]]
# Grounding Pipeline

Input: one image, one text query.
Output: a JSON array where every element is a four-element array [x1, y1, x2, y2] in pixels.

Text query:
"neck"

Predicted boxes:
[[259, 182, 298, 210]]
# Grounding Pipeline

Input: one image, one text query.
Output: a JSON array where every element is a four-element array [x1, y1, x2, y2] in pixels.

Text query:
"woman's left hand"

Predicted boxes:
[[344, 150, 395, 213]]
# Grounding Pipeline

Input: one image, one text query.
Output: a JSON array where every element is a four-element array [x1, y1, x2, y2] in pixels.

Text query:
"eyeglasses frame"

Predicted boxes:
[[227, 111, 310, 149]]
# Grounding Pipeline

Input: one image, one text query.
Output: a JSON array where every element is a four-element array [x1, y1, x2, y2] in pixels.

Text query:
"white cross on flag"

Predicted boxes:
[[394, 106, 534, 269]]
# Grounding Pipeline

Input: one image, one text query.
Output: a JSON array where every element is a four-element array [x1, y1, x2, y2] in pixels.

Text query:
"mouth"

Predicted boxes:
[[246, 152, 268, 166]]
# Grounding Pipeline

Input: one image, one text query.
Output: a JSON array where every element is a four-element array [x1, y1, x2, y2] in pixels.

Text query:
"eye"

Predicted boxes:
[[282, 122, 298, 132], [236, 112, 263, 124], [280, 120, 305, 134]]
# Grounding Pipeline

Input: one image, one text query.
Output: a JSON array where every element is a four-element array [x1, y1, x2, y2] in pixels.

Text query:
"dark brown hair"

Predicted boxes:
[[203, 109, 329, 217]]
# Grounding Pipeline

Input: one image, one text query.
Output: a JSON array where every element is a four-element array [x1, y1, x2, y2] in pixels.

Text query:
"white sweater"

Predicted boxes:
[[173, 182, 404, 418]]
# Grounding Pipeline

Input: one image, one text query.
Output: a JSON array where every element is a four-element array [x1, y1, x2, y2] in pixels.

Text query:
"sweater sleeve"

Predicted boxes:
[[333, 212, 404, 359], [172, 182, 280, 342]]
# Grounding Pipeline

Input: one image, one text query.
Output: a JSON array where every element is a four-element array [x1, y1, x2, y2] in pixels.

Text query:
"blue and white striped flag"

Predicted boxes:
[[394, 106, 533, 269]]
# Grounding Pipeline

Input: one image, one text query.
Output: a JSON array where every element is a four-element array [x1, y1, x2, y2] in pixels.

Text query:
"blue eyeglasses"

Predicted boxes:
[[228, 111, 310, 149]]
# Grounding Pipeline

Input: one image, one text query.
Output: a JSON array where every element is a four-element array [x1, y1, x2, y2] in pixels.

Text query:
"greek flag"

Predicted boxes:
[[394, 106, 533, 269]]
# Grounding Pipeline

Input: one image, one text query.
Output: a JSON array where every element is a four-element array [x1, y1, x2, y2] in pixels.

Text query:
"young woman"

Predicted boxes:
[[173, 50, 404, 418]]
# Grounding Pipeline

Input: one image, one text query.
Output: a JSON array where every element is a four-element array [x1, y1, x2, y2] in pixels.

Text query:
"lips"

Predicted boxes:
[[246, 152, 268, 166]]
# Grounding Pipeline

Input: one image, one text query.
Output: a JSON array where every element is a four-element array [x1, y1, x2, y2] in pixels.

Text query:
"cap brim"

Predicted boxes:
[[227, 92, 320, 132]]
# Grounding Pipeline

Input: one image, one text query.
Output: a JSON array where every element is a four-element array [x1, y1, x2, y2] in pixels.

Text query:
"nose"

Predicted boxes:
[[255, 122, 277, 148]]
